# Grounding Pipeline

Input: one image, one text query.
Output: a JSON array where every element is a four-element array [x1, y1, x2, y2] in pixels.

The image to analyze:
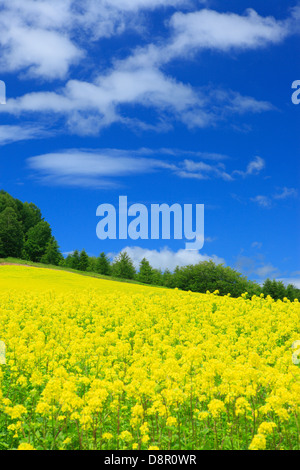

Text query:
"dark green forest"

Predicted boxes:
[[0, 190, 299, 301]]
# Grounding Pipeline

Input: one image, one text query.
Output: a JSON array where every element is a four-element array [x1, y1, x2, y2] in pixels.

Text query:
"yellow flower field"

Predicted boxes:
[[0, 265, 299, 450]]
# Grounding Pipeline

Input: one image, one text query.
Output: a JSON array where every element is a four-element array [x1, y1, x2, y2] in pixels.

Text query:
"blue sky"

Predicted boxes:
[[0, 0, 299, 284]]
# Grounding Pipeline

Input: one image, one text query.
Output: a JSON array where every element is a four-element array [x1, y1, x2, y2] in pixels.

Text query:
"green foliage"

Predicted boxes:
[[170, 260, 261, 297], [87, 256, 97, 273], [0, 207, 24, 257], [0, 190, 62, 263], [263, 278, 300, 301], [23, 221, 52, 262], [40, 237, 64, 266], [162, 268, 174, 288], [96, 252, 111, 275], [151, 268, 163, 286], [0, 190, 18, 214], [64, 250, 80, 270], [78, 250, 89, 272], [112, 251, 136, 280], [137, 258, 153, 284], [20, 202, 43, 234]]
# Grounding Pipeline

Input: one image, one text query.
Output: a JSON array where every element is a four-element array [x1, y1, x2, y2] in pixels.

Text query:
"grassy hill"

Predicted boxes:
[[0, 257, 163, 288], [0, 263, 166, 295]]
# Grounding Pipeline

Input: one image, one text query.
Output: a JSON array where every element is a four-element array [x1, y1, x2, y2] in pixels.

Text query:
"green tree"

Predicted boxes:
[[112, 251, 136, 280], [20, 202, 43, 234], [171, 260, 261, 297], [286, 283, 300, 301], [263, 278, 287, 300], [87, 256, 97, 272], [40, 237, 63, 266], [23, 221, 52, 262], [64, 254, 73, 268], [79, 249, 89, 272], [151, 268, 163, 286], [71, 250, 80, 270], [0, 190, 18, 214], [96, 252, 111, 275], [0, 207, 24, 257], [137, 258, 153, 284], [162, 268, 173, 287]]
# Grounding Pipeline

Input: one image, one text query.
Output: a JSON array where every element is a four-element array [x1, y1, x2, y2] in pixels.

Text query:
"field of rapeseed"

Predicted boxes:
[[0, 265, 299, 450]]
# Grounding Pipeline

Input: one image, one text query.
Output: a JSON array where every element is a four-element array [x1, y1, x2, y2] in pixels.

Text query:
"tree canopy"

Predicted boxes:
[[0, 190, 61, 264]]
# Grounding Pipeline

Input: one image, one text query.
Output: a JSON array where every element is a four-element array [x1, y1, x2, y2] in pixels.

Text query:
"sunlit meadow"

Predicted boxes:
[[0, 266, 299, 450]]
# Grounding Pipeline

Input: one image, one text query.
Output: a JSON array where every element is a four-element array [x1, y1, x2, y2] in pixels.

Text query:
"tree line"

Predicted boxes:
[[62, 250, 300, 301], [0, 190, 299, 301]]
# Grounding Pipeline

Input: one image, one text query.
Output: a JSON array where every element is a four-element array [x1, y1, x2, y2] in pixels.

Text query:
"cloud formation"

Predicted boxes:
[[111, 246, 225, 272], [0, 0, 194, 80], [251, 186, 298, 208], [0, 4, 297, 134], [0, 125, 48, 146], [27, 148, 266, 188]]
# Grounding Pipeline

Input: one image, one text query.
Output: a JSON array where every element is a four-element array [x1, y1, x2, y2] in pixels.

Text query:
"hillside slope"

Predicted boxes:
[[0, 264, 166, 295]]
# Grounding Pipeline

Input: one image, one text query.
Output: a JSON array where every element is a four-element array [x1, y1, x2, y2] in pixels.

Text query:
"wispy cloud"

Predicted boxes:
[[250, 195, 272, 208], [251, 186, 298, 208], [235, 254, 280, 279], [0, 125, 48, 146], [273, 187, 298, 200], [26, 148, 267, 188], [233, 156, 265, 177], [27, 149, 173, 188], [251, 241, 263, 249], [1, 74, 274, 135]]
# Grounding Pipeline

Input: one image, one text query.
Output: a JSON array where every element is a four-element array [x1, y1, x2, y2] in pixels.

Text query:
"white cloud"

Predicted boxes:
[[251, 186, 298, 208], [277, 278, 300, 289], [167, 8, 290, 57], [0, 125, 47, 146], [1, 77, 273, 135], [112, 246, 225, 272], [2, 68, 202, 133], [124, 7, 298, 70], [1, 5, 291, 132], [27, 149, 173, 187], [205, 236, 217, 243], [233, 156, 265, 177], [175, 160, 233, 181], [246, 156, 266, 175], [251, 241, 263, 249], [26, 148, 267, 187], [0, 1, 82, 80], [251, 195, 272, 208], [176, 156, 266, 182], [1, 28, 83, 80], [255, 263, 280, 278], [235, 255, 280, 280], [273, 187, 298, 200], [0, 0, 193, 80]]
